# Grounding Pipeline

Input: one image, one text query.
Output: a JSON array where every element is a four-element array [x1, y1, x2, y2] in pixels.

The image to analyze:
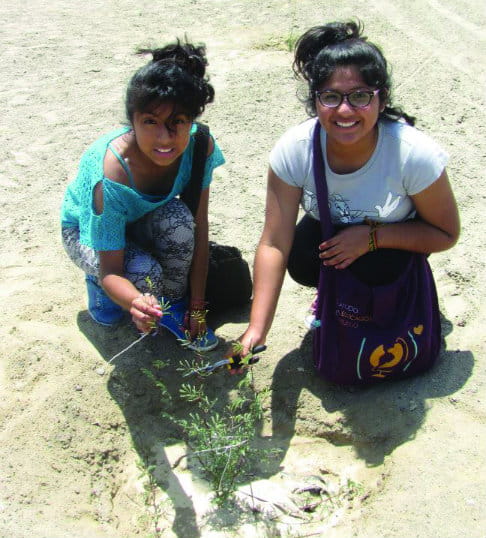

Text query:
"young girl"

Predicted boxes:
[[237, 21, 460, 378], [61, 40, 224, 352]]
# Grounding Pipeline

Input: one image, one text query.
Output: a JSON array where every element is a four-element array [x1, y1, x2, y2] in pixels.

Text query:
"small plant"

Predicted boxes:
[[145, 343, 270, 505], [175, 375, 266, 504], [254, 32, 298, 52], [141, 359, 170, 400], [254, 0, 298, 52], [136, 449, 169, 538]]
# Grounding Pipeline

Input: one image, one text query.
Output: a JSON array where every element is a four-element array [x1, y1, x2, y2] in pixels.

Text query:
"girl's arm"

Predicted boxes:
[[184, 135, 218, 338], [93, 183, 162, 332], [188, 186, 210, 306], [187, 134, 215, 306], [376, 169, 460, 251], [239, 167, 302, 354], [319, 170, 460, 269]]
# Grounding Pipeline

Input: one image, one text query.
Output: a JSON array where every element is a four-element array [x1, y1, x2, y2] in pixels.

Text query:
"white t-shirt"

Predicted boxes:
[[269, 117, 449, 224]]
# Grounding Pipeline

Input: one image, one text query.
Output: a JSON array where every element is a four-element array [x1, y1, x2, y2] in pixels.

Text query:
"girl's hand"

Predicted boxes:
[[238, 329, 265, 357], [184, 308, 208, 340], [319, 225, 369, 269], [130, 293, 162, 333], [228, 328, 266, 375]]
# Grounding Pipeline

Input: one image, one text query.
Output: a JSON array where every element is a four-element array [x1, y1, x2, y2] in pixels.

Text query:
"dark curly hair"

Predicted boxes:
[[125, 39, 215, 123], [293, 21, 415, 125]]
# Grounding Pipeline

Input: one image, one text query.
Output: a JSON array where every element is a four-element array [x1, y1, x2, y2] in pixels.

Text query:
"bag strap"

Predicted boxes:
[[312, 120, 333, 241], [312, 119, 340, 334], [180, 122, 210, 216]]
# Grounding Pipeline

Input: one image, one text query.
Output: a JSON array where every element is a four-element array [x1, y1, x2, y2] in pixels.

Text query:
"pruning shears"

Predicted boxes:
[[184, 345, 267, 377]]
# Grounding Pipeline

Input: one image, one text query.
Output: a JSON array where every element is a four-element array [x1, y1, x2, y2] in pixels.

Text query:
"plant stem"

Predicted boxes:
[[172, 440, 249, 469], [108, 332, 150, 364]]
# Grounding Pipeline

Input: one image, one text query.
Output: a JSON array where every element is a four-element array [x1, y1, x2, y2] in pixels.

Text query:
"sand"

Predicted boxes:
[[1, 0, 485, 536]]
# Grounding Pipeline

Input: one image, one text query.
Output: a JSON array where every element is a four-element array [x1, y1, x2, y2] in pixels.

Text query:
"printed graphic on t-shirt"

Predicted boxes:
[[329, 193, 365, 223], [302, 188, 319, 219], [375, 192, 402, 218], [327, 191, 402, 224]]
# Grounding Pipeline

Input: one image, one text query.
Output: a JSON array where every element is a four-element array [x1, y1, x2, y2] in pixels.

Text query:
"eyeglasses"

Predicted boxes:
[[316, 89, 381, 109]]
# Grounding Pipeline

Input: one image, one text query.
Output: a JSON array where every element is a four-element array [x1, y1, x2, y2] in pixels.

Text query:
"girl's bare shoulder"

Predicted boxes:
[[102, 131, 134, 185]]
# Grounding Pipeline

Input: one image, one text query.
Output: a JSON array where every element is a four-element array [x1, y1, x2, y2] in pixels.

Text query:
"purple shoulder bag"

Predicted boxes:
[[312, 121, 441, 384]]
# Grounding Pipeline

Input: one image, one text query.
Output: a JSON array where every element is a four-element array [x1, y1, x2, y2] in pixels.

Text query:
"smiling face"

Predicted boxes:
[[131, 102, 193, 169], [316, 65, 385, 154]]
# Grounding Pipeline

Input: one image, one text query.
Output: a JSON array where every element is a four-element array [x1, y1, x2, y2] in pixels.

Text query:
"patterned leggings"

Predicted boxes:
[[62, 198, 194, 301]]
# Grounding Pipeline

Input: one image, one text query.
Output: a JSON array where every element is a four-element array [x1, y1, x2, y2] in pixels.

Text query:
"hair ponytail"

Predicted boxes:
[[126, 39, 214, 122], [293, 21, 363, 82], [142, 40, 209, 79]]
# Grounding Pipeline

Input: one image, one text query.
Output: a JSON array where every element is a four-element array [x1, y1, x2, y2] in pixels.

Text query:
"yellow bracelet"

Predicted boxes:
[[364, 218, 383, 252], [368, 228, 378, 252]]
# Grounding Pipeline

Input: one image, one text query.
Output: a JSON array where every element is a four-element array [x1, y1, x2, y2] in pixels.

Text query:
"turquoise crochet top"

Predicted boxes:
[[61, 125, 225, 251]]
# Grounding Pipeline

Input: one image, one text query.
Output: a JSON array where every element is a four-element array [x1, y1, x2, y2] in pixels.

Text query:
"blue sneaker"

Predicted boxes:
[[187, 326, 219, 353], [85, 275, 124, 327], [158, 298, 219, 352]]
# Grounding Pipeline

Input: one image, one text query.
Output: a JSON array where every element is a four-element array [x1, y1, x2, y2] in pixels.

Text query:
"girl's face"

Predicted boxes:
[[316, 65, 385, 152], [132, 102, 193, 169]]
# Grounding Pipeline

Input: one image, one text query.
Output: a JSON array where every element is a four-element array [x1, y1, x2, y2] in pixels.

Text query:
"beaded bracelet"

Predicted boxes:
[[189, 298, 208, 310], [369, 228, 378, 252]]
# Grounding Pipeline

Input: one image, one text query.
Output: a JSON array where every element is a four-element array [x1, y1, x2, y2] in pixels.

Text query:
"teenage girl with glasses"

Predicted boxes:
[[236, 20, 459, 361], [61, 40, 224, 352]]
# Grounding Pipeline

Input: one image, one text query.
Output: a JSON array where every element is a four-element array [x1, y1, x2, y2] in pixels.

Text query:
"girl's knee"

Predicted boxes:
[[151, 199, 194, 242], [124, 249, 163, 292]]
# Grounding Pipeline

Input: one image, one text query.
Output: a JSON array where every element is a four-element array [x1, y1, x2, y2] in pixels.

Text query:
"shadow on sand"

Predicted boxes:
[[265, 312, 473, 470], [77, 307, 472, 535], [77, 304, 252, 537]]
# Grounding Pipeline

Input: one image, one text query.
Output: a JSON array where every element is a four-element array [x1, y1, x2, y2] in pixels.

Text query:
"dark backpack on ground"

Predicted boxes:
[[180, 123, 253, 310], [311, 120, 441, 384]]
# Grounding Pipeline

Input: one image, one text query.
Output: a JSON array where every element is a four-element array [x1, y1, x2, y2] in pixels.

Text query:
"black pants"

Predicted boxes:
[[287, 215, 412, 288]]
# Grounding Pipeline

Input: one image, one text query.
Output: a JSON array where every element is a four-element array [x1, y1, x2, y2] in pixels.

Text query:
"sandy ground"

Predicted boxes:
[[1, 0, 486, 537]]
